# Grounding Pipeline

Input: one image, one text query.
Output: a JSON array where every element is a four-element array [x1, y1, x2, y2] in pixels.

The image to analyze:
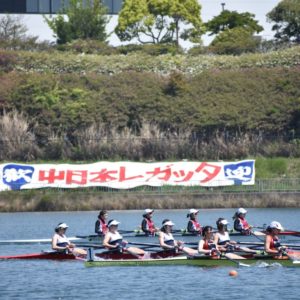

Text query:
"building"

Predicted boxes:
[[0, 0, 122, 15]]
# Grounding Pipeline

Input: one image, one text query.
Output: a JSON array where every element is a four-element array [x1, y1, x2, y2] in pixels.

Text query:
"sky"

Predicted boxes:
[[2, 0, 282, 48]]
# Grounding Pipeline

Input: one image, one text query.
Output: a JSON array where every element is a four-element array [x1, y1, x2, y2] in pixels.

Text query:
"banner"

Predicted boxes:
[[0, 160, 255, 191]]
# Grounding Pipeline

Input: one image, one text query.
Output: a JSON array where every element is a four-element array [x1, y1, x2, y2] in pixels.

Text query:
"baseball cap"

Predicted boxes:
[[107, 220, 120, 227], [219, 219, 229, 225], [269, 221, 284, 231], [189, 209, 199, 214], [55, 223, 69, 230], [237, 208, 247, 214], [162, 220, 175, 226], [144, 209, 154, 214]]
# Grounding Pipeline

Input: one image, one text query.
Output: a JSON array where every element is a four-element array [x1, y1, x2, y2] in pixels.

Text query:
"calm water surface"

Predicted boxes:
[[0, 208, 300, 300]]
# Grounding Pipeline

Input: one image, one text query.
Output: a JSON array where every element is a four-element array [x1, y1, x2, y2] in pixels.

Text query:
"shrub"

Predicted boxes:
[[208, 27, 260, 55], [57, 39, 118, 55], [0, 50, 17, 71], [117, 44, 184, 56]]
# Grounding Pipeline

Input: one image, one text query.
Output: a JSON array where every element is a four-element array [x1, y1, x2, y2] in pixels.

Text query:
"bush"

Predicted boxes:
[[0, 37, 53, 52], [187, 45, 208, 56], [209, 27, 260, 55], [57, 39, 118, 55], [0, 50, 17, 71], [117, 44, 184, 56]]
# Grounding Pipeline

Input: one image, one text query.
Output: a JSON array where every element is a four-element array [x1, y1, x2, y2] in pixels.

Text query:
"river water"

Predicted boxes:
[[0, 208, 300, 300]]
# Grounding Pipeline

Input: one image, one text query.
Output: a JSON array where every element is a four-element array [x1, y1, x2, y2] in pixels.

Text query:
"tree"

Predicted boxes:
[[205, 10, 263, 36], [115, 0, 204, 46], [267, 0, 300, 43], [45, 0, 108, 44], [0, 15, 28, 40], [209, 27, 260, 55]]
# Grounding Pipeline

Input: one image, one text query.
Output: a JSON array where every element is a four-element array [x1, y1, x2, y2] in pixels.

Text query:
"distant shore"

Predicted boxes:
[[0, 191, 300, 212]]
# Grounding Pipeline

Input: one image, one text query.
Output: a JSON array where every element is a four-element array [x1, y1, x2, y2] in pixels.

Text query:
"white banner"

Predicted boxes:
[[0, 160, 255, 191]]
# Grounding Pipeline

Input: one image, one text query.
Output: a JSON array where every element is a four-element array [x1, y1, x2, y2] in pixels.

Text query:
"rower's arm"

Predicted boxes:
[[187, 220, 194, 233], [51, 235, 68, 251], [212, 233, 219, 246], [198, 240, 210, 254], [95, 220, 100, 234], [103, 234, 117, 249], [141, 219, 150, 234], [159, 233, 174, 250], [233, 219, 242, 232], [265, 235, 278, 254]]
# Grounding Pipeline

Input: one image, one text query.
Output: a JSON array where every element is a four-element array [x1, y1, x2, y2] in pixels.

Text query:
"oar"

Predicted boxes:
[[0, 237, 82, 245], [285, 249, 300, 263], [76, 234, 103, 239], [237, 241, 300, 249], [77, 243, 105, 249], [223, 252, 250, 267], [250, 231, 265, 242], [127, 241, 162, 248], [189, 252, 250, 267], [252, 226, 300, 236]]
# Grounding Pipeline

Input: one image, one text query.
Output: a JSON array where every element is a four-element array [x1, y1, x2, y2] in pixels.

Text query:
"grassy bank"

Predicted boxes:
[[0, 189, 299, 212], [1, 46, 300, 161]]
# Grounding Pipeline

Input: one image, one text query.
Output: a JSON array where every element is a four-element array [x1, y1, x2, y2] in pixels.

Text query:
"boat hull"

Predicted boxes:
[[85, 255, 300, 268], [0, 250, 182, 261], [0, 252, 78, 260]]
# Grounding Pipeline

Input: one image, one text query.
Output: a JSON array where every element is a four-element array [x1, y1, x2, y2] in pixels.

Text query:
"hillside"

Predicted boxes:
[[0, 46, 300, 161]]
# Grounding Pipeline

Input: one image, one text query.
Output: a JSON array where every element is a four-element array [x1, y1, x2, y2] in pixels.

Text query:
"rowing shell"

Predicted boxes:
[[0, 252, 79, 260], [85, 255, 300, 268], [0, 250, 183, 261], [0, 237, 82, 245]]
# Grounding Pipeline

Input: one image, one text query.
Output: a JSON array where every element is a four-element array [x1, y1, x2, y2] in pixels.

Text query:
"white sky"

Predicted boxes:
[[2, 0, 281, 48]]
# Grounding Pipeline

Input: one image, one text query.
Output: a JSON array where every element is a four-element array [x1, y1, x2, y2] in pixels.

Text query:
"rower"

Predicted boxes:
[[95, 210, 108, 235], [265, 221, 286, 257], [232, 208, 252, 235], [213, 218, 257, 256], [159, 219, 196, 256], [141, 209, 159, 236], [213, 218, 236, 250], [186, 208, 202, 234], [198, 226, 219, 257], [52, 223, 86, 256], [103, 219, 146, 256]]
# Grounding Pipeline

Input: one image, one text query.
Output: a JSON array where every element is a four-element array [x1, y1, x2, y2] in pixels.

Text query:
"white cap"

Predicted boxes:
[[269, 221, 284, 231], [162, 220, 175, 227], [220, 219, 229, 225], [189, 209, 199, 214], [107, 220, 120, 227], [56, 223, 69, 230], [144, 209, 154, 214], [237, 208, 247, 215]]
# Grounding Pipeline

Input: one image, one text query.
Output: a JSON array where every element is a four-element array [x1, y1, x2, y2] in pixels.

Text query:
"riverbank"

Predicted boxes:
[[1, 190, 300, 212]]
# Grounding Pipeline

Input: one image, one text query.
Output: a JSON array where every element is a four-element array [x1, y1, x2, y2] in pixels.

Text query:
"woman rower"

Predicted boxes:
[[232, 208, 252, 235], [159, 219, 196, 256], [264, 221, 286, 257], [141, 209, 159, 236], [95, 210, 108, 235], [198, 226, 219, 257], [52, 223, 86, 256], [103, 219, 146, 257], [213, 218, 256, 256], [186, 209, 202, 235]]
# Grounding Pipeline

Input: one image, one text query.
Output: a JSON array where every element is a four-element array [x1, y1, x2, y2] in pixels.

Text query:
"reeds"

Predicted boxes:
[[0, 190, 300, 212], [0, 112, 299, 161]]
